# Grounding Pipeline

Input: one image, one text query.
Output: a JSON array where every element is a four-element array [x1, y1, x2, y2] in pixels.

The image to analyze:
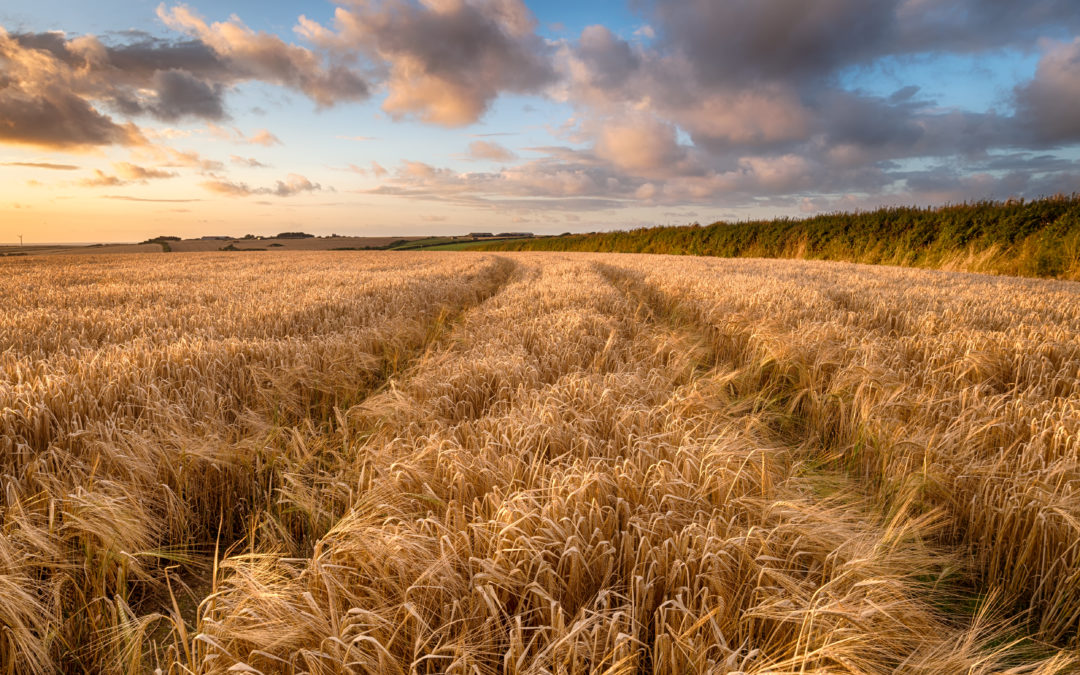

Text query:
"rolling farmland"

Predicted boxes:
[[1, 251, 1079, 673]]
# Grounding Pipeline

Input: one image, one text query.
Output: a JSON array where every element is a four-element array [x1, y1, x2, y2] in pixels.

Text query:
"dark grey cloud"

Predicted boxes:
[[150, 69, 226, 120], [576, 25, 639, 90], [0, 84, 143, 149], [893, 0, 1080, 53], [645, 0, 1080, 85], [895, 160, 1080, 205], [651, 0, 897, 85], [1014, 38, 1080, 146]]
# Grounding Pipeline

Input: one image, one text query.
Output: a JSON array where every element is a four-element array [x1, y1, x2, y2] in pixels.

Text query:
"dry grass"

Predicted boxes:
[[1, 251, 1078, 673]]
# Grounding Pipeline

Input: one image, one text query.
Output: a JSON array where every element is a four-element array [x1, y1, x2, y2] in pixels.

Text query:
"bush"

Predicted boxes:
[[481, 195, 1080, 279]]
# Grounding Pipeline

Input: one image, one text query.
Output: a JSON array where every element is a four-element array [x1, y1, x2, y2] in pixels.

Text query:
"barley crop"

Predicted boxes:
[[0, 251, 1077, 673]]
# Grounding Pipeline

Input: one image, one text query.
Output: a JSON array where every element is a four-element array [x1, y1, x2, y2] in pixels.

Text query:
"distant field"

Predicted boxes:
[[0, 235, 539, 256], [2, 252, 1079, 673], [420, 236, 536, 250], [2, 236, 428, 255]]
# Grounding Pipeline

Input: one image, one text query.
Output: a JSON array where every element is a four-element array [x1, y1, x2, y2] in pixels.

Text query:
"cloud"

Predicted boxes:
[[230, 155, 269, 168], [247, 129, 281, 146], [0, 29, 228, 134], [1014, 38, 1080, 145], [651, 0, 893, 86], [331, 163, 368, 175], [113, 162, 178, 180], [133, 145, 225, 171], [103, 195, 201, 202], [5, 0, 1080, 215], [0, 30, 147, 149], [158, 4, 370, 107], [0, 10, 370, 152], [206, 124, 282, 146], [2, 161, 79, 170], [593, 114, 687, 175], [0, 90, 144, 150], [148, 68, 226, 120], [518, 0, 1080, 212], [363, 149, 635, 211], [80, 162, 177, 186], [574, 25, 641, 92], [647, 0, 1080, 86], [467, 140, 517, 162], [80, 169, 128, 187], [201, 173, 321, 197], [299, 0, 555, 125], [674, 86, 813, 150], [893, 0, 1080, 53]]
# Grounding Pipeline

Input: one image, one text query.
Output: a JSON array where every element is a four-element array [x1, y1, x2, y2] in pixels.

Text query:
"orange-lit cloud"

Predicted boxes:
[[247, 129, 281, 147], [230, 155, 270, 168], [81, 170, 128, 187], [201, 173, 321, 197], [133, 145, 225, 171], [298, 0, 554, 126], [1, 161, 79, 170], [80, 162, 178, 186], [592, 114, 686, 175], [467, 140, 517, 162]]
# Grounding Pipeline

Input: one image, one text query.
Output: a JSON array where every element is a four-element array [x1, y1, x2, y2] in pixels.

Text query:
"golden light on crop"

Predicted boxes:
[[1, 251, 1078, 672]]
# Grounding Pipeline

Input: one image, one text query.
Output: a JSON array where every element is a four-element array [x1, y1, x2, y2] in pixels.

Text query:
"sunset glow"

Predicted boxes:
[[2, 0, 1079, 242]]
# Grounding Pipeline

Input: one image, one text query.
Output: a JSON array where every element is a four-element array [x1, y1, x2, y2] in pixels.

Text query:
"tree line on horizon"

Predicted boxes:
[[479, 195, 1080, 280]]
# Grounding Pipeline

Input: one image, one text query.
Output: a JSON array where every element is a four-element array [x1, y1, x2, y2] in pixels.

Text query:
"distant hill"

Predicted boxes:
[[15, 236, 429, 256], [478, 195, 1080, 280]]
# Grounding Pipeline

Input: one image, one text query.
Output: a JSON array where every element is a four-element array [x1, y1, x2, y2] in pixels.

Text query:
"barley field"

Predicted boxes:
[[1, 251, 1079, 673]]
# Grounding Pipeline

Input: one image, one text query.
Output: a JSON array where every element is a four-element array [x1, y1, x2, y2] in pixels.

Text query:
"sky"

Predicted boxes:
[[1, 0, 1079, 243]]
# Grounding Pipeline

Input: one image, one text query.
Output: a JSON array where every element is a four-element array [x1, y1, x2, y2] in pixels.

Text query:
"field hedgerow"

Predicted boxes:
[[480, 195, 1080, 281], [0, 251, 1078, 673]]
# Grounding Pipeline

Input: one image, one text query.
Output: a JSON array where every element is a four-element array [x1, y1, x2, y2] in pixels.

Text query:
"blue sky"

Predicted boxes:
[[1, 0, 1078, 242]]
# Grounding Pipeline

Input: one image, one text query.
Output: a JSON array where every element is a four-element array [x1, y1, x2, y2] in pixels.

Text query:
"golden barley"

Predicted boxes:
[[0, 251, 1077, 673]]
